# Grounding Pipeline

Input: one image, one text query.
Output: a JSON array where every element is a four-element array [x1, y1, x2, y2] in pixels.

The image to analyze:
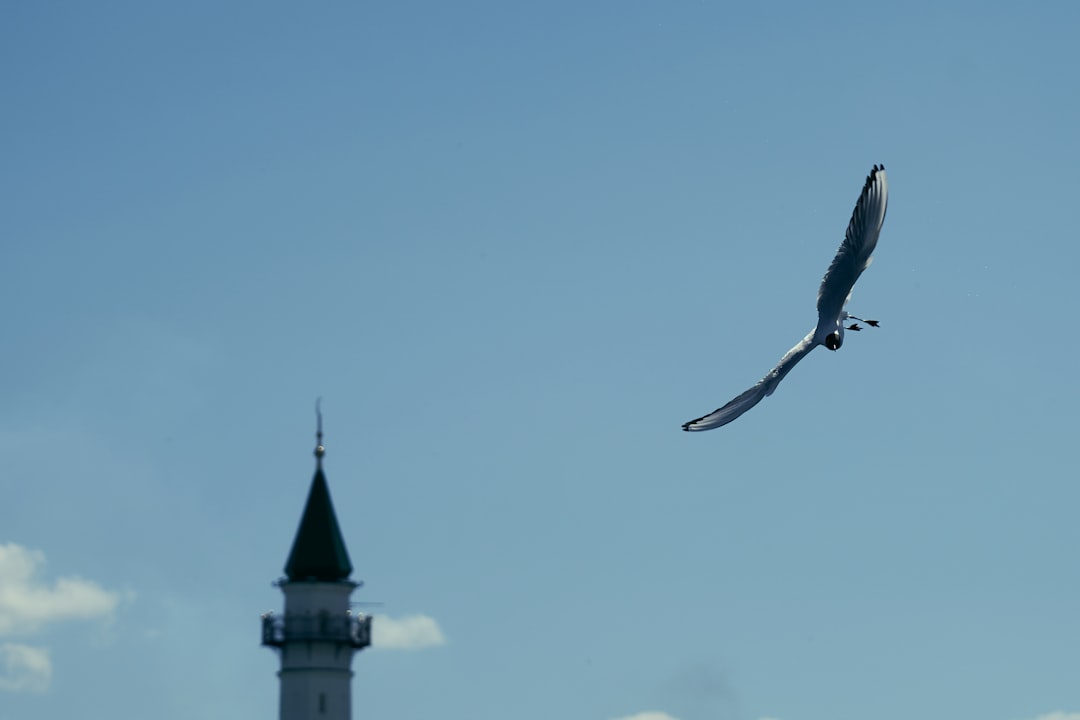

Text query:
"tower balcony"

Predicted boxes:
[[261, 611, 372, 649]]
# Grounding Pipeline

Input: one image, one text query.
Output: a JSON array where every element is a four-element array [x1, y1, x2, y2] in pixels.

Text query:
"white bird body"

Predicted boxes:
[[682, 164, 888, 432]]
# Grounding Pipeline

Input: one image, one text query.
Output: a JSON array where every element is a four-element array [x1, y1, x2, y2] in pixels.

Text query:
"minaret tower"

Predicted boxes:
[[262, 407, 372, 720]]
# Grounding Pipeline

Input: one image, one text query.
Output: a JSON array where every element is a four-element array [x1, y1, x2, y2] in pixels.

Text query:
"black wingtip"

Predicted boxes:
[[863, 164, 885, 191]]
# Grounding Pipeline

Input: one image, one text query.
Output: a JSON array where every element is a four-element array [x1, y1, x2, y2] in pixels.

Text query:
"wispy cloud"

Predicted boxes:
[[0, 543, 121, 636], [1029, 713, 1080, 720], [0, 643, 51, 693], [611, 713, 681, 720], [0, 543, 123, 693], [371, 614, 446, 650]]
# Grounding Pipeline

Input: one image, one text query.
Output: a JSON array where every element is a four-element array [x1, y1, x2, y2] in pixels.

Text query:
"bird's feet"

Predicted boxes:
[[846, 323, 862, 331], [847, 315, 880, 327]]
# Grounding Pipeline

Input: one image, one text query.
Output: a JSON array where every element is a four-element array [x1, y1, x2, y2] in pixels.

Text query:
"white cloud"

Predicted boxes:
[[371, 614, 446, 650], [1029, 714, 1080, 720], [0, 643, 51, 693], [0, 543, 121, 636], [611, 713, 681, 720]]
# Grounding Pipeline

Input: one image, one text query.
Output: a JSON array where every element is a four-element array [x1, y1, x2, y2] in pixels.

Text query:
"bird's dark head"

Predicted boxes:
[[825, 332, 842, 351]]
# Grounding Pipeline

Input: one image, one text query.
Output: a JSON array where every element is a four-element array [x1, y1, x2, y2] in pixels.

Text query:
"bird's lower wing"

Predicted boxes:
[[682, 331, 818, 432]]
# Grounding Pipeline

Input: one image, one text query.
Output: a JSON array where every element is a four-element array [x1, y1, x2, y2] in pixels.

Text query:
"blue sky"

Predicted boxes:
[[2, 2, 1079, 719]]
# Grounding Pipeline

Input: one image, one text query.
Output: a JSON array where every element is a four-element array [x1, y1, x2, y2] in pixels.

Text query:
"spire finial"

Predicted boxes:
[[315, 397, 325, 464]]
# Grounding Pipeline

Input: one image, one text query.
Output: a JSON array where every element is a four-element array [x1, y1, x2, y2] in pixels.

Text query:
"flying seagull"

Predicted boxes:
[[682, 164, 888, 432]]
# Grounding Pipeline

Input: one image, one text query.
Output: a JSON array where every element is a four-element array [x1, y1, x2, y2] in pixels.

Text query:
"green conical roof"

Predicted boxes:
[[284, 454, 353, 582]]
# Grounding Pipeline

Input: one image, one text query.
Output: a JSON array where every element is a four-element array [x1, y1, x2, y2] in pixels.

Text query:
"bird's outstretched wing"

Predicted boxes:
[[816, 165, 888, 323], [682, 331, 818, 431]]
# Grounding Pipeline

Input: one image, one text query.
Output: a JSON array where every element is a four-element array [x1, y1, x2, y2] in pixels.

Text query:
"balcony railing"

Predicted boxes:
[[261, 612, 372, 649]]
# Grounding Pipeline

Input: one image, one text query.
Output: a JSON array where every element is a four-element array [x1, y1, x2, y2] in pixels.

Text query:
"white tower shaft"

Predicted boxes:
[[264, 582, 371, 720]]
